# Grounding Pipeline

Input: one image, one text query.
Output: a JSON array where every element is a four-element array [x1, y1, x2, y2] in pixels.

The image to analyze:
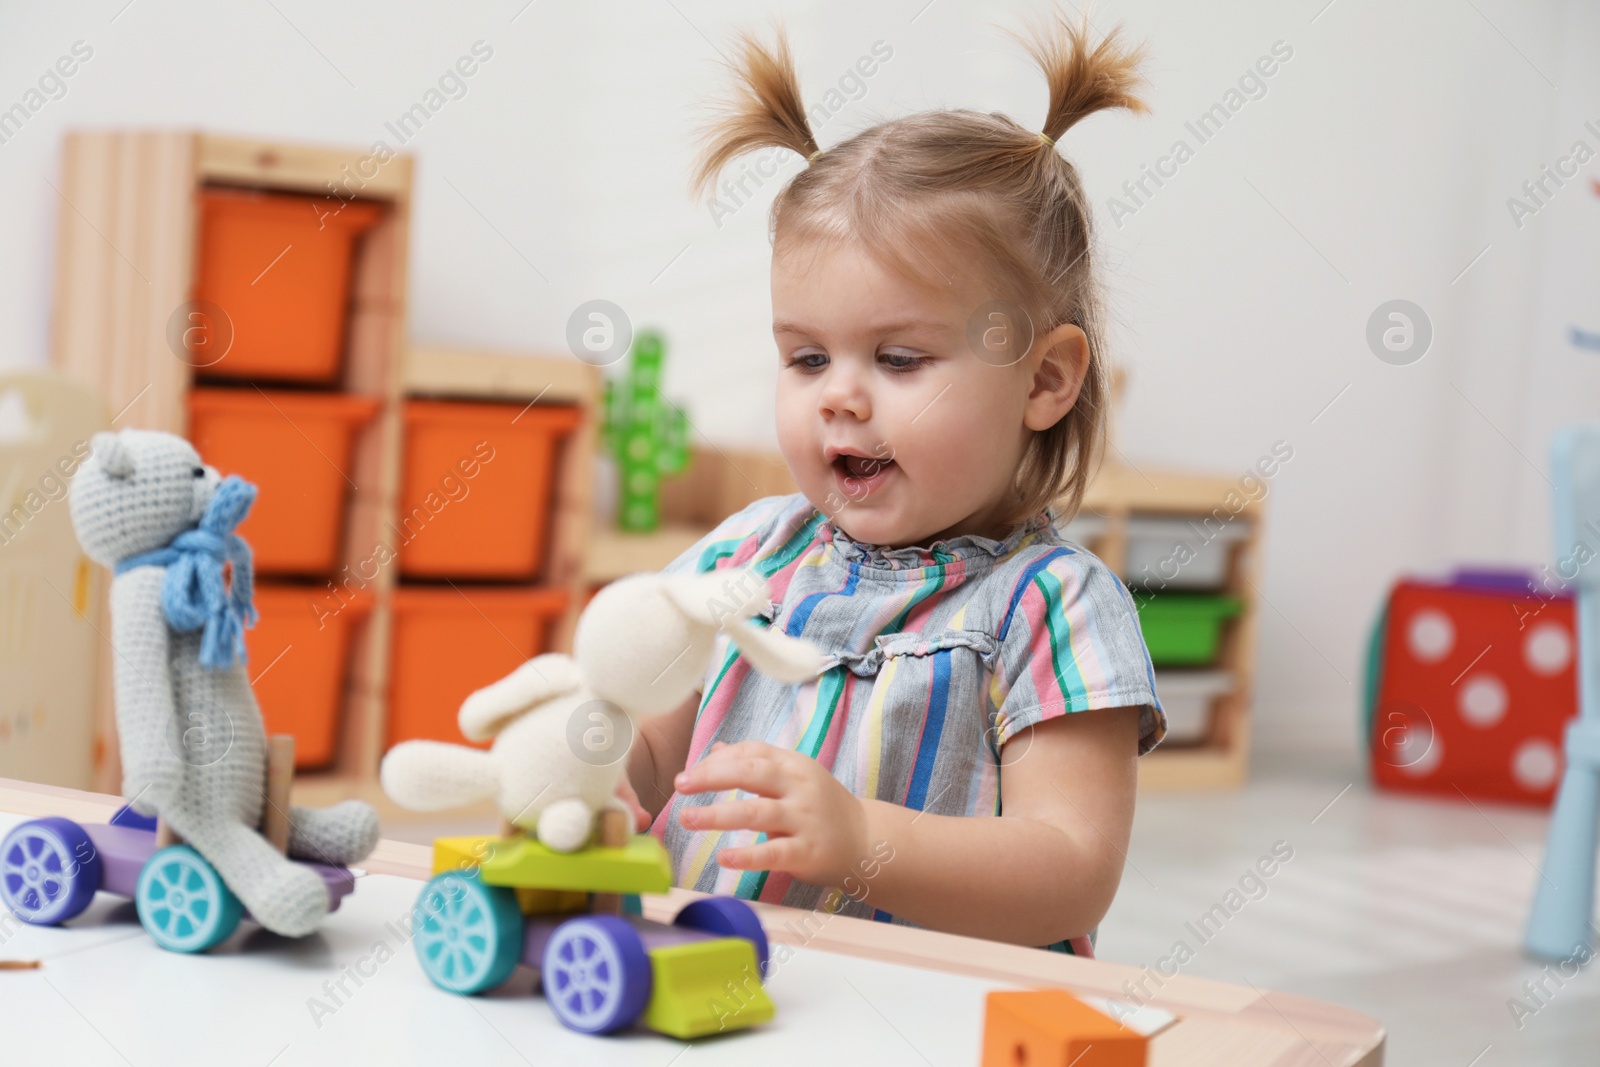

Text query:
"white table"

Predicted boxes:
[[0, 779, 1385, 1066]]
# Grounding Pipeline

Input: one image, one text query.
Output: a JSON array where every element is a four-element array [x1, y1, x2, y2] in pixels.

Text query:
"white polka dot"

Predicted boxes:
[[1397, 730, 1442, 777], [1379, 704, 1441, 777], [1513, 739, 1561, 791], [1458, 674, 1508, 728], [1408, 610, 1455, 663], [1525, 623, 1574, 676]]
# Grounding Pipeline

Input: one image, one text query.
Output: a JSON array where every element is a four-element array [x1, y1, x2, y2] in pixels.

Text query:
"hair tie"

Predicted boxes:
[[807, 148, 823, 162], [1038, 131, 1056, 148]]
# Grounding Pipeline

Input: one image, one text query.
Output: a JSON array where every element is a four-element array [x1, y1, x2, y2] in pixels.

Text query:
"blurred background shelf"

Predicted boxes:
[[48, 130, 596, 815], [50, 129, 415, 803], [45, 128, 1264, 807]]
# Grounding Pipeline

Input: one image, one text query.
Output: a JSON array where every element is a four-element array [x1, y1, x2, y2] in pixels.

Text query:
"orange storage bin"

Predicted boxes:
[[188, 388, 381, 576], [247, 583, 373, 770], [386, 585, 569, 747], [396, 400, 581, 580], [193, 188, 384, 384]]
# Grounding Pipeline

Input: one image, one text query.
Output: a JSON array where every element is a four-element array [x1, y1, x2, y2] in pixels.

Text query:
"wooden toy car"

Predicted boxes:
[[0, 737, 356, 953], [413, 810, 774, 1038]]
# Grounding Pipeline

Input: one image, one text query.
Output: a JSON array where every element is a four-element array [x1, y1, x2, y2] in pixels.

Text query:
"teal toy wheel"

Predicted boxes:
[[135, 845, 243, 953], [413, 871, 523, 995]]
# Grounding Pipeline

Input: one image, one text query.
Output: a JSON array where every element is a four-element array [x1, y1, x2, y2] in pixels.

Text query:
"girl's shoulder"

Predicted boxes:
[[659, 493, 822, 578], [988, 517, 1165, 754], [974, 520, 1138, 638]]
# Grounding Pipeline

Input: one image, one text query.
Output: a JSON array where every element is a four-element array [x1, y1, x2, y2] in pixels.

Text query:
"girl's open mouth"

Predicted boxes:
[[831, 452, 897, 494]]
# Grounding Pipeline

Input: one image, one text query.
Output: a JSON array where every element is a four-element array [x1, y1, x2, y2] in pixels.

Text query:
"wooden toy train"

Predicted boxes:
[[413, 809, 773, 1037]]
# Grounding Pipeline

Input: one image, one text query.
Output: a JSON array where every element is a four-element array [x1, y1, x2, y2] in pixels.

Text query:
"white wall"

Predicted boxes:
[[0, 0, 1584, 757]]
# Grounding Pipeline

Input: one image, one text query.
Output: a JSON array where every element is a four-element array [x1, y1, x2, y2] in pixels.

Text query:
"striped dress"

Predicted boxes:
[[650, 493, 1165, 955]]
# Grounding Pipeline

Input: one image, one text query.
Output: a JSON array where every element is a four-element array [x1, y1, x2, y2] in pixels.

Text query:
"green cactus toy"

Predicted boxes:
[[603, 330, 690, 532]]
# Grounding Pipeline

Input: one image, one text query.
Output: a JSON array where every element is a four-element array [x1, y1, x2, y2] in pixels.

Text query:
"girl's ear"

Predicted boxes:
[[1024, 322, 1089, 431]]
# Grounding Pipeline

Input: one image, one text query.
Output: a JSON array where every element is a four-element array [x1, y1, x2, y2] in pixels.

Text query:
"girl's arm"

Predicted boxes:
[[857, 706, 1138, 944], [624, 690, 701, 824], [675, 704, 1139, 946]]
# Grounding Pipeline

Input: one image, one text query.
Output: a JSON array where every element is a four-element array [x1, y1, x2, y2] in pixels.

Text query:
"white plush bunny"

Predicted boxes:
[[380, 566, 823, 851]]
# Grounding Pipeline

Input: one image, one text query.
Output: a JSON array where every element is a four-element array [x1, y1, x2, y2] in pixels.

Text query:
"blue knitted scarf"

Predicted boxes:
[[114, 475, 259, 670]]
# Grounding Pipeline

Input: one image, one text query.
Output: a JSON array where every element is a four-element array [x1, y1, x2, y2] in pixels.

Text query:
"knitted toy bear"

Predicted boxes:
[[68, 428, 380, 937], [380, 566, 823, 851]]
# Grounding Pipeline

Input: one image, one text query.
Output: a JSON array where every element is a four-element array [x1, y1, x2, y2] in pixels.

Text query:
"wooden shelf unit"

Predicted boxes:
[[584, 445, 798, 586], [1075, 463, 1264, 791], [402, 343, 602, 653], [50, 129, 414, 806]]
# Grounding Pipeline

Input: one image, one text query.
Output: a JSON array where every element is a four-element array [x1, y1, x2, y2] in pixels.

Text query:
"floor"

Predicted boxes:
[[1098, 747, 1600, 1067]]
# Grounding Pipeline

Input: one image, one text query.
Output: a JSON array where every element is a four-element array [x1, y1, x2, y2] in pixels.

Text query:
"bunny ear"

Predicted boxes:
[[380, 741, 500, 811], [722, 619, 826, 683], [659, 566, 770, 628], [458, 653, 583, 741], [654, 565, 822, 681], [91, 431, 135, 479]]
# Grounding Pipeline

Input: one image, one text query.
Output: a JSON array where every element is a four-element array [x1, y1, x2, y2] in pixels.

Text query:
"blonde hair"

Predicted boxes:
[[690, 13, 1149, 528]]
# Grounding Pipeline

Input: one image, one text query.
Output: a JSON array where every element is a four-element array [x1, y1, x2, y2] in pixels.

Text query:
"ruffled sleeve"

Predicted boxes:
[[988, 546, 1166, 755]]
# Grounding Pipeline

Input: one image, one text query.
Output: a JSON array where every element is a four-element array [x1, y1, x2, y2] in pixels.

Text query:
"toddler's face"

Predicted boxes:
[[771, 238, 1036, 549]]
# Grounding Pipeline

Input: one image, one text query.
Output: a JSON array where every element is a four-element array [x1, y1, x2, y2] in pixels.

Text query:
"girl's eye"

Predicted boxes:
[[785, 351, 828, 372], [880, 350, 930, 372]]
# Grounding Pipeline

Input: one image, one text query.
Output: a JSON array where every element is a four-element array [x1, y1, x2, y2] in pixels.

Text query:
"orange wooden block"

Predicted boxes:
[[981, 989, 1146, 1067]]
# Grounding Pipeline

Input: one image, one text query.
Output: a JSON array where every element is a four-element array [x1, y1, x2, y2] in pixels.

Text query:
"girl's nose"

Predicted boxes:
[[818, 369, 871, 421]]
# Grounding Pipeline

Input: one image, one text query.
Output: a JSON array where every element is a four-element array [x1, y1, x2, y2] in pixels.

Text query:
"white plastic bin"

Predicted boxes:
[[1125, 515, 1250, 590], [1056, 511, 1108, 547], [1154, 669, 1232, 744]]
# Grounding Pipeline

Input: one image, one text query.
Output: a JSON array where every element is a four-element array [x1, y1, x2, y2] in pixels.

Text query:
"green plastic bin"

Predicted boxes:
[[1134, 593, 1242, 666]]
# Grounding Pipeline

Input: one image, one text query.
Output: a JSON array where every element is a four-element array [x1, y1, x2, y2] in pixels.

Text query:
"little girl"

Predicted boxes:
[[622, 15, 1165, 956]]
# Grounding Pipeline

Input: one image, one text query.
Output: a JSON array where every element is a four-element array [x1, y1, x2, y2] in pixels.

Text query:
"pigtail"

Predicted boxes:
[[690, 25, 821, 202], [1008, 11, 1149, 145], [687, 8, 1151, 534]]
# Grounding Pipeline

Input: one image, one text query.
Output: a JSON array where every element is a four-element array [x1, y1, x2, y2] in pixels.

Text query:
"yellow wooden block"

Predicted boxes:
[[514, 886, 590, 915], [430, 835, 498, 877], [642, 938, 773, 1039], [478, 833, 672, 894]]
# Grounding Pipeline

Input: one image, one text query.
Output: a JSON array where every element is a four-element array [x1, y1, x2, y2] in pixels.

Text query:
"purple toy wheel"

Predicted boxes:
[[0, 818, 103, 926], [109, 804, 157, 832], [674, 897, 770, 977], [541, 915, 652, 1034]]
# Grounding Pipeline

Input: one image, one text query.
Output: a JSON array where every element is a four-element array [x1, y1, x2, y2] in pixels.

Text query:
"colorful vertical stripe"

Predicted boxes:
[[653, 494, 1165, 956]]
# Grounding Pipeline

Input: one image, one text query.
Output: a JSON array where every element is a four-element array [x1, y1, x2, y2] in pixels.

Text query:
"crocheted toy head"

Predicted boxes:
[[69, 429, 221, 568]]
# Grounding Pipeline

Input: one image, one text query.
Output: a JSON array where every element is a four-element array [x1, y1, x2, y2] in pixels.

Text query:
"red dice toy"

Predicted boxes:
[[1367, 570, 1577, 806]]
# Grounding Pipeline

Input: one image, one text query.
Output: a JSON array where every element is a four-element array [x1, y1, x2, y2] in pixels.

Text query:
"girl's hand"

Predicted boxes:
[[674, 740, 869, 888], [613, 774, 652, 832]]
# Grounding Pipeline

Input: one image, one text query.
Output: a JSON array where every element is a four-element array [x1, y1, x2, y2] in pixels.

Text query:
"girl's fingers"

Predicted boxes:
[[613, 776, 651, 831], [680, 797, 790, 834], [676, 753, 788, 798], [718, 836, 800, 872]]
